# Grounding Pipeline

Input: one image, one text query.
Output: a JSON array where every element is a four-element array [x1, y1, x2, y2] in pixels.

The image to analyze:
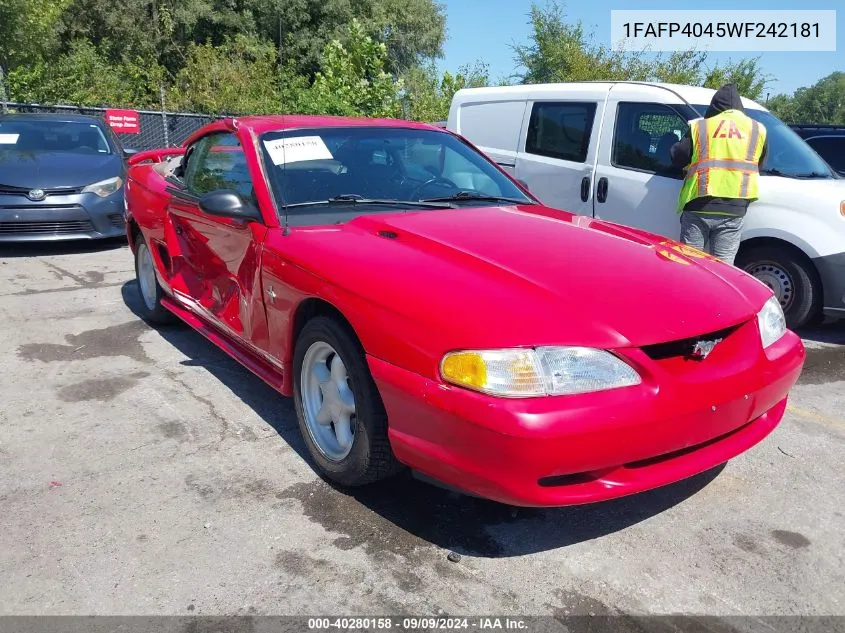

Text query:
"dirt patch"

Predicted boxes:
[[57, 372, 150, 402], [18, 321, 151, 364], [185, 474, 276, 503], [158, 421, 189, 440], [771, 529, 811, 549]]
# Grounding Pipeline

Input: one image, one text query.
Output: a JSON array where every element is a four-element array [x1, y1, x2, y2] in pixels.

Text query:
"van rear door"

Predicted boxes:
[[591, 88, 696, 238], [448, 99, 528, 177], [513, 90, 606, 217]]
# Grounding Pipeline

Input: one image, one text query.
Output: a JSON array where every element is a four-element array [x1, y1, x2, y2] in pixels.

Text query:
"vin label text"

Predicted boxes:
[[610, 10, 836, 51]]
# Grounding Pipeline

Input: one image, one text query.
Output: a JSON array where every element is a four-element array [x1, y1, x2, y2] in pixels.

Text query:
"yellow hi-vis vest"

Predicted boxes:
[[677, 109, 767, 212]]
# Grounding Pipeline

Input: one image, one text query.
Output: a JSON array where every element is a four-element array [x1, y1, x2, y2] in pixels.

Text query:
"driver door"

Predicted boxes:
[[165, 131, 269, 345]]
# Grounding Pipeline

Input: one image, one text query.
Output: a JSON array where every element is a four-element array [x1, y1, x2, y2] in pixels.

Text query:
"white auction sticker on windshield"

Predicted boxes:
[[263, 136, 333, 165], [0, 134, 20, 144]]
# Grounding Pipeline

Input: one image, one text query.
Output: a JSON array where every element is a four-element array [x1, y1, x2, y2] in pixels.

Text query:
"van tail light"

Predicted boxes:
[[840, 200, 845, 217]]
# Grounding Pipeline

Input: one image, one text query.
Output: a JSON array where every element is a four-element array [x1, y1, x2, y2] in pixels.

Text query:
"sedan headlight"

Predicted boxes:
[[82, 176, 123, 197], [440, 347, 641, 398], [757, 295, 787, 348]]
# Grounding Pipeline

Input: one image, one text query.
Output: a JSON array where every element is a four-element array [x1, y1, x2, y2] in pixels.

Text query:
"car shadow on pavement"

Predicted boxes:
[[320, 464, 725, 558], [120, 281, 309, 462], [121, 280, 726, 557], [796, 321, 845, 346], [0, 237, 127, 258]]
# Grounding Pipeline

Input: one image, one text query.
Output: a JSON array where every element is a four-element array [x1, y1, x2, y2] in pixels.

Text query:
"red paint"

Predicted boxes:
[[125, 115, 805, 507], [105, 109, 140, 134], [127, 147, 185, 166]]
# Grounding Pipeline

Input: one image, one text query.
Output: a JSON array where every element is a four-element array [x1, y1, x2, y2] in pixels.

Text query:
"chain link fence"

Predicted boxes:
[[1, 102, 223, 151]]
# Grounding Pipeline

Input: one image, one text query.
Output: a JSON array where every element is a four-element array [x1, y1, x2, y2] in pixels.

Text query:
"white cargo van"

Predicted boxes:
[[447, 82, 845, 329]]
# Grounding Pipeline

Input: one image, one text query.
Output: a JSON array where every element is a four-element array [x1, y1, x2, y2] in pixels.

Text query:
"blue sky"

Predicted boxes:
[[437, 0, 843, 98]]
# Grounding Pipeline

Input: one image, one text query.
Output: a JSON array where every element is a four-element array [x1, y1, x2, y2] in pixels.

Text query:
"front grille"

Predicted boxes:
[[640, 324, 740, 361], [0, 185, 84, 196], [0, 221, 94, 235], [108, 213, 125, 228], [0, 203, 80, 210]]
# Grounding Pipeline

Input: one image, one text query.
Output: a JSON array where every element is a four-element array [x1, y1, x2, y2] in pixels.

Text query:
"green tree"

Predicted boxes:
[[301, 19, 403, 118], [513, 2, 770, 99], [400, 61, 489, 122], [6, 40, 163, 108], [213, 0, 445, 77], [790, 72, 845, 124], [766, 93, 799, 123], [703, 58, 770, 101], [0, 0, 69, 70], [167, 34, 295, 114]]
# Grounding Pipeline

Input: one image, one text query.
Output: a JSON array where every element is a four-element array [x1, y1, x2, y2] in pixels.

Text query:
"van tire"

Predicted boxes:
[[736, 244, 821, 330]]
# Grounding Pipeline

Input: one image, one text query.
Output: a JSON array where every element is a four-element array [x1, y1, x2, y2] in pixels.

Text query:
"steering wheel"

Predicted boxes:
[[410, 176, 459, 200]]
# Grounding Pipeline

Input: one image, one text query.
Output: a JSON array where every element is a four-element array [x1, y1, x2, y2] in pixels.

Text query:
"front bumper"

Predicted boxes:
[[0, 192, 126, 242], [369, 327, 805, 507], [813, 252, 845, 319]]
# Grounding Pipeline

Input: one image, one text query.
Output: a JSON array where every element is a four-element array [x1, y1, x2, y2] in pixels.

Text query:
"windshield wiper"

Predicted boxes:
[[761, 168, 831, 179], [793, 171, 831, 179], [420, 191, 535, 205], [284, 194, 453, 209]]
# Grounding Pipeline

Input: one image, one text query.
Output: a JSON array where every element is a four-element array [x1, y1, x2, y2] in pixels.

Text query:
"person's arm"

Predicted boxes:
[[758, 138, 768, 166], [670, 135, 692, 168]]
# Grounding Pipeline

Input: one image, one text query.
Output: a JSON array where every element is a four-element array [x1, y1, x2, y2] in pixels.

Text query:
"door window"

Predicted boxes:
[[525, 102, 597, 163], [612, 103, 687, 178], [185, 132, 255, 203]]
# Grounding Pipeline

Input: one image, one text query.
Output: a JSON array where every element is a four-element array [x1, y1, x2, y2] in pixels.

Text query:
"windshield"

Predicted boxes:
[[692, 105, 836, 178], [259, 126, 533, 216], [0, 120, 112, 155]]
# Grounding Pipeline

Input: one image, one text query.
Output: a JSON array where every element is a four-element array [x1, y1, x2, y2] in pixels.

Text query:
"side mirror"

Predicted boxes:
[[123, 148, 139, 158], [198, 190, 263, 223]]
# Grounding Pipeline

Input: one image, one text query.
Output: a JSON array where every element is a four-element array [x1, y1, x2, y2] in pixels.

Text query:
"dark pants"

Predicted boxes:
[[679, 212, 743, 265]]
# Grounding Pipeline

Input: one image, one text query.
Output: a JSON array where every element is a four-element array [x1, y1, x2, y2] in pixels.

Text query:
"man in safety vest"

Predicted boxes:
[[671, 83, 768, 264]]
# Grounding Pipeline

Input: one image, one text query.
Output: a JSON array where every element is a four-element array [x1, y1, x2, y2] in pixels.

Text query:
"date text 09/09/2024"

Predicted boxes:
[[621, 22, 819, 38], [307, 618, 529, 630]]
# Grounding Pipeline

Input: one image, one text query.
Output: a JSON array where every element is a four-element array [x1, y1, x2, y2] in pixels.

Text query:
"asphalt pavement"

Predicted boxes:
[[0, 240, 842, 619]]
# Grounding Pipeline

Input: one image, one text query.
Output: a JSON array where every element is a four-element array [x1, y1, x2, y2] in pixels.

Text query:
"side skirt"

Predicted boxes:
[[161, 296, 285, 395]]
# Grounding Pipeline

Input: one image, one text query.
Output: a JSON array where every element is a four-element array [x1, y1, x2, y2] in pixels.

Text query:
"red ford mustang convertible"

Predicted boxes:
[[125, 115, 804, 507]]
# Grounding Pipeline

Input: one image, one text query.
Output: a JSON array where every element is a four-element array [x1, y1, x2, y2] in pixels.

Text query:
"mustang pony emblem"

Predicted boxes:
[[690, 338, 723, 360]]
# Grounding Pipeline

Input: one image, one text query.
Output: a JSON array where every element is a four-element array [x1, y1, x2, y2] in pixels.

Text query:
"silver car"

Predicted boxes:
[[0, 112, 132, 242]]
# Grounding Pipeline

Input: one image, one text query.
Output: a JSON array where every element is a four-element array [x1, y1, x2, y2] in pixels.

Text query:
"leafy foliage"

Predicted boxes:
[[0, 0, 831, 126], [767, 72, 845, 124], [512, 2, 770, 100], [400, 61, 490, 122], [300, 20, 403, 118]]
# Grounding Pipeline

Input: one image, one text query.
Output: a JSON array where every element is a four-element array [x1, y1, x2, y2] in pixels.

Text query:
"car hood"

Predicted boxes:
[[287, 205, 773, 350], [0, 151, 123, 189]]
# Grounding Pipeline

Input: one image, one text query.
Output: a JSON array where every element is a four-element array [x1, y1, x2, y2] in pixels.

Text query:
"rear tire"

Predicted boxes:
[[134, 234, 175, 325], [293, 316, 401, 487], [736, 244, 821, 330]]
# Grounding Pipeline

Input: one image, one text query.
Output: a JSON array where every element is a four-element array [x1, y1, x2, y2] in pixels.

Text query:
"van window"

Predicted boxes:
[[805, 137, 845, 172], [459, 101, 526, 156], [525, 102, 596, 163], [612, 102, 687, 178]]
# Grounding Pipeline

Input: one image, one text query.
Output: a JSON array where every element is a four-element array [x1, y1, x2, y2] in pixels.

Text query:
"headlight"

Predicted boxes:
[[757, 295, 787, 348], [440, 346, 641, 398], [82, 176, 123, 197]]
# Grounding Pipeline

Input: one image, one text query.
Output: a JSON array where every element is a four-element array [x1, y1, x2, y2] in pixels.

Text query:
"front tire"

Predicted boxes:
[[293, 316, 400, 487], [736, 244, 821, 329], [134, 235, 175, 325]]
